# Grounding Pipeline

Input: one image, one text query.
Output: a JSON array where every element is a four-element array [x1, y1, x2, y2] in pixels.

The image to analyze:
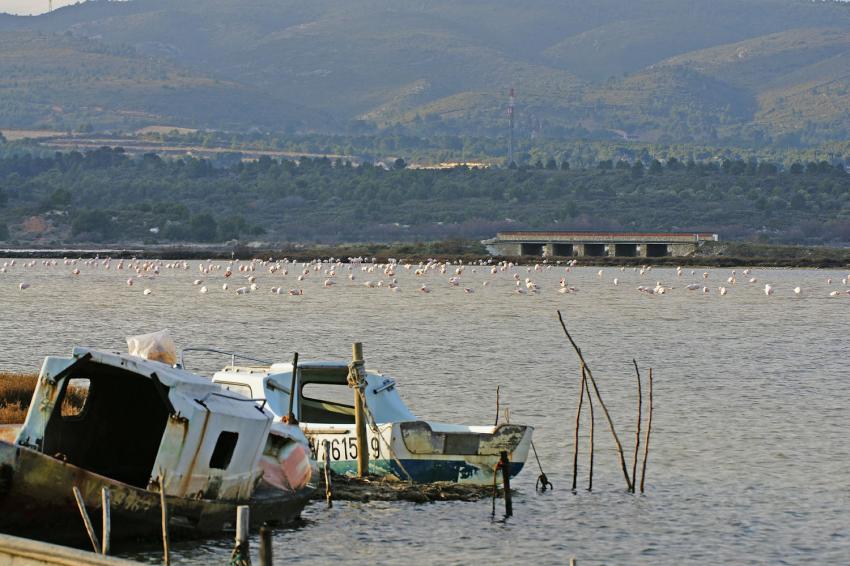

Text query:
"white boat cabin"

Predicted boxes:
[[16, 347, 271, 501], [213, 361, 415, 425]]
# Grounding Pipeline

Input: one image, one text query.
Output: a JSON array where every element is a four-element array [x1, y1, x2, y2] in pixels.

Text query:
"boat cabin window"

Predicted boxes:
[[300, 377, 355, 425], [60, 378, 90, 418], [209, 431, 238, 470], [42, 362, 170, 489]]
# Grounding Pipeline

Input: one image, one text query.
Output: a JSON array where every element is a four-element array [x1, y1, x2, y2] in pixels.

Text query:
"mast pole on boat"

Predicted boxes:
[[351, 342, 370, 477], [287, 352, 299, 423]]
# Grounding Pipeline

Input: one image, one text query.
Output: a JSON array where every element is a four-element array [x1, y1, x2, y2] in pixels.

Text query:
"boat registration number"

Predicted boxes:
[[309, 435, 382, 461]]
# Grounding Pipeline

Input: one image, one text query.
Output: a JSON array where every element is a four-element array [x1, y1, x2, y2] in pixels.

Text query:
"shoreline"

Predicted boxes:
[[1, 244, 849, 269]]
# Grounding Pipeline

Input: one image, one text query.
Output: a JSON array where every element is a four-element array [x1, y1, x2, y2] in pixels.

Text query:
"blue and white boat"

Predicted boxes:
[[196, 352, 532, 485]]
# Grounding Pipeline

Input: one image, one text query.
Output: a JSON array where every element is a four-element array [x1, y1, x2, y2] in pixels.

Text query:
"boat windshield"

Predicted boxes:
[[299, 367, 354, 425]]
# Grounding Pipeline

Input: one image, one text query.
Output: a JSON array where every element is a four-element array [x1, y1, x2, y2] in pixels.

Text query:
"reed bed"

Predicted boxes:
[[0, 372, 38, 424], [0, 372, 87, 424]]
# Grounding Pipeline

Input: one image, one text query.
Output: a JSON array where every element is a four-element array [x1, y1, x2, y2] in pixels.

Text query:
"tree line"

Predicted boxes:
[[1, 147, 849, 245]]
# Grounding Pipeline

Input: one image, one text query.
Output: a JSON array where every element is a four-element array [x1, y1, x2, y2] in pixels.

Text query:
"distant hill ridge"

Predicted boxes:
[[2, 0, 850, 145]]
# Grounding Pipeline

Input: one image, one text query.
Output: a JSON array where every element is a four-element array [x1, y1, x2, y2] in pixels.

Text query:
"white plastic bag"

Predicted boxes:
[[126, 330, 178, 365]]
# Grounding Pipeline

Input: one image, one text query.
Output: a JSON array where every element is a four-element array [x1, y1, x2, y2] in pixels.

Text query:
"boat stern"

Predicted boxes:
[[395, 421, 534, 484]]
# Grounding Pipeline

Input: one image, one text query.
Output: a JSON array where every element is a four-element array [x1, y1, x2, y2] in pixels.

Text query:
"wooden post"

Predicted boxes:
[[571, 370, 585, 492], [233, 505, 250, 566], [494, 385, 500, 427], [72, 486, 100, 554], [557, 310, 634, 491], [259, 524, 272, 566], [352, 342, 369, 477], [287, 352, 299, 423], [499, 451, 512, 517], [101, 487, 111, 556], [640, 368, 653, 494], [631, 359, 642, 494], [323, 440, 333, 508], [159, 475, 171, 566], [583, 368, 594, 491]]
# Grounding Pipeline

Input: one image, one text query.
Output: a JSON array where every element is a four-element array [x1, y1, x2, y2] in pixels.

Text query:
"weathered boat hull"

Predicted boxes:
[[304, 421, 533, 485], [325, 458, 525, 484], [0, 441, 312, 548]]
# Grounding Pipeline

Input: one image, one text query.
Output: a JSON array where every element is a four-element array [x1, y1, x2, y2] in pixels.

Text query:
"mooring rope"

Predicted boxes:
[[348, 363, 413, 482], [531, 440, 553, 492]]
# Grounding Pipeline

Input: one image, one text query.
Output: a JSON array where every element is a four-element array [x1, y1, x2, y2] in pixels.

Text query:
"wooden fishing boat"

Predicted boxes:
[[195, 350, 533, 485], [0, 348, 315, 547]]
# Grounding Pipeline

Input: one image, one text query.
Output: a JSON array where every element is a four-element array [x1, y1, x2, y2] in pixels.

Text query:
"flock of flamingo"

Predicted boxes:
[[2, 256, 850, 299]]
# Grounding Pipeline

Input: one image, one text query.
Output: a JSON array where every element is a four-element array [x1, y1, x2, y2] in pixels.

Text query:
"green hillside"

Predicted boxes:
[[2, 0, 850, 144]]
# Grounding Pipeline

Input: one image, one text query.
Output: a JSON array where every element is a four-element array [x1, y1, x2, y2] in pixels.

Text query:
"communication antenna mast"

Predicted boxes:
[[507, 87, 515, 165]]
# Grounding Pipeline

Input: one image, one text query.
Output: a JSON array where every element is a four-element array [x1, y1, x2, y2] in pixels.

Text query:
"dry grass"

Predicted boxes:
[[0, 372, 37, 425], [0, 372, 87, 424]]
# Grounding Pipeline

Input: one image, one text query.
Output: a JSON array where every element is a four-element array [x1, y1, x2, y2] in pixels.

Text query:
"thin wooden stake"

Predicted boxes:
[[259, 524, 272, 566], [287, 352, 299, 423], [72, 486, 100, 554], [571, 368, 585, 492], [323, 440, 333, 508], [640, 368, 653, 494], [233, 506, 250, 566], [583, 367, 594, 491], [494, 385, 500, 427], [159, 474, 171, 566], [101, 487, 111, 556], [557, 310, 634, 491], [499, 451, 512, 517], [631, 359, 642, 494]]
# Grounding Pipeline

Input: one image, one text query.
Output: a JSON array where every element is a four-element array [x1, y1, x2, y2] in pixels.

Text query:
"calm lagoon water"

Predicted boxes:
[[1, 259, 848, 564]]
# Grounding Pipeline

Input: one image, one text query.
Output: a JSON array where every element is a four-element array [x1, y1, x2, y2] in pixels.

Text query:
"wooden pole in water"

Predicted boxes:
[[631, 359, 642, 494], [494, 385, 500, 427], [259, 524, 272, 566], [352, 342, 369, 477], [571, 368, 585, 492], [640, 368, 653, 494], [287, 352, 299, 423], [72, 486, 100, 554], [557, 310, 634, 491], [101, 487, 111, 556], [323, 440, 333, 508], [159, 474, 171, 566], [499, 450, 512, 517], [583, 367, 594, 491], [234, 506, 250, 566]]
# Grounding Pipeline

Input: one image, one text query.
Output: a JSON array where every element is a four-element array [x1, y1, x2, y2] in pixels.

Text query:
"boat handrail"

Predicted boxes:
[[196, 391, 269, 411], [179, 347, 273, 370]]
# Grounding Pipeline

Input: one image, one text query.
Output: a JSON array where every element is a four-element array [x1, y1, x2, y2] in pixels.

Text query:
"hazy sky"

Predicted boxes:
[[1, 0, 82, 15]]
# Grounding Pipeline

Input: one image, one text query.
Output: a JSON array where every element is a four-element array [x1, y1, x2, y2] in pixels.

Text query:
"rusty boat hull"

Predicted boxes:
[[0, 441, 312, 548]]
